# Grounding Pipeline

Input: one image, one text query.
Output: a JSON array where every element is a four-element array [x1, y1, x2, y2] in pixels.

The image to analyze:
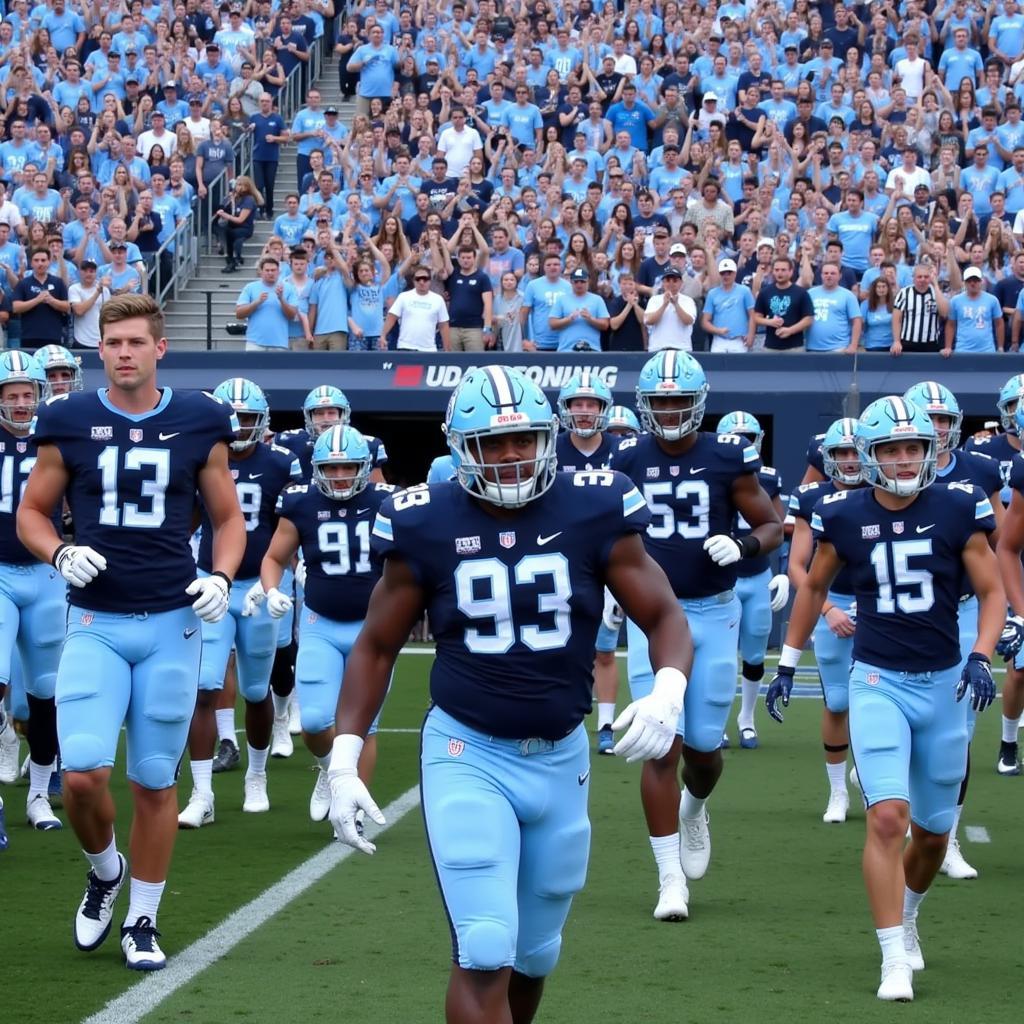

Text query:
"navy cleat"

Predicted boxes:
[[0, 796, 9, 850], [121, 917, 166, 971], [997, 740, 1021, 776], [212, 738, 240, 773], [75, 854, 127, 950], [48, 760, 63, 805], [719, 731, 730, 750], [739, 727, 759, 749], [597, 726, 615, 755]]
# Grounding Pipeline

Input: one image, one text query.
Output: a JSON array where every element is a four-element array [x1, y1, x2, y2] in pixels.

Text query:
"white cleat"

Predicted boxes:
[[177, 791, 215, 829], [877, 961, 914, 1002], [903, 920, 925, 972], [270, 713, 293, 758], [823, 790, 849, 823], [121, 917, 166, 971], [242, 772, 270, 813], [309, 767, 331, 822], [653, 874, 689, 921], [939, 836, 978, 879], [74, 853, 128, 951], [679, 810, 711, 879], [287, 693, 301, 735], [27, 793, 62, 830], [0, 718, 20, 784]]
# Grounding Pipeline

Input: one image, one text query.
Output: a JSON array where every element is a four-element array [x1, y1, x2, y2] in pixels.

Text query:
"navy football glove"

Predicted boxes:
[[995, 614, 1024, 661], [765, 666, 795, 724], [956, 653, 995, 713]]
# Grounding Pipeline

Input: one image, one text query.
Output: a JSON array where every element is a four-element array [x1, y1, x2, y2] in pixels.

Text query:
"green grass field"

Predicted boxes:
[[2, 652, 1020, 1024]]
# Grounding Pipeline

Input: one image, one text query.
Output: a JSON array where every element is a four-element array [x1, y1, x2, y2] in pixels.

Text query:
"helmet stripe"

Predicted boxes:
[[927, 381, 941, 403], [663, 349, 677, 381], [484, 365, 516, 410], [890, 396, 909, 422]]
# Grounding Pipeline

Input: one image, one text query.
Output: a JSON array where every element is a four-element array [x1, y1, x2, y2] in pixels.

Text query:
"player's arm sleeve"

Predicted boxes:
[[597, 472, 652, 565], [959, 484, 997, 544], [29, 395, 69, 447], [370, 491, 429, 585]]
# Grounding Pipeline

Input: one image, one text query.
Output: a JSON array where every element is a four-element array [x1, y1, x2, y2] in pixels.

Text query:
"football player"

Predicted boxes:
[[177, 379, 302, 829], [35, 344, 84, 399], [904, 381, 1004, 879], [768, 397, 1003, 1002], [18, 295, 245, 970], [716, 411, 788, 750], [0, 353, 67, 832], [612, 351, 783, 920], [256, 426, 394, 832], [788, 418, 863, 822], [555, 371, 615, 472], [798, 430, 828, 486], [325, 366, 692, 1024]]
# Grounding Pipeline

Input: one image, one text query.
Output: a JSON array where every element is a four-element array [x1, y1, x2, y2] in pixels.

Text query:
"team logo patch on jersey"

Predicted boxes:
[[318, 510, 331, 520], [456, 536, 481, 554], [646, 466, 659, 478], [861, 525, 880, 539], [499, 531, 517, 549], [866, 672, 880, 686], [669, 465, 680, 476], [129, 429, 143, 443], [80, 613, 93, 626], [16, 441, 26, 453], [91, 426, 113, 440], [893, 522, 904, 535], [231, 469, 240, 480], [448, 738, 465, 757]]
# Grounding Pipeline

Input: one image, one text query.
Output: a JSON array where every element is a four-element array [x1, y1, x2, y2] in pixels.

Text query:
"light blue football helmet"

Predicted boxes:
[[606, 405, 641, 436], [635, 350, 709, 441], [34, 344, 83, 399], [856, 396, 937, 496], [557, 370, 613, 438], [717, 410, 763, 452], [821, 417, 861, 485], [997, 373, 1024, 435], [312, 425, 371, 500], [903, 380, 962, 452], [426, 453, 457, 483], [443, 366, 558, 509], [212, 377, 270, 451], [303, 385, 351, 436], [0, 351, 47, 433]]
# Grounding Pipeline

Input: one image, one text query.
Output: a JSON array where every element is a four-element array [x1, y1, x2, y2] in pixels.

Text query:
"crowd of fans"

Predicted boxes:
[[4, 1, 1024, 355]]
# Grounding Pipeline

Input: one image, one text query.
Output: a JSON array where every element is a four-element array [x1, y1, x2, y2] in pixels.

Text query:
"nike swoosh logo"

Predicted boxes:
[[356, 508, 371, 515], [689, 467, 705, 475], [537, 532, 563, 546], [159, 432, 180, 441], [578, 770, 590, 786], [915, 524, 934, 534], [248, 473, 263, 480], [183, 627, 198, 639]]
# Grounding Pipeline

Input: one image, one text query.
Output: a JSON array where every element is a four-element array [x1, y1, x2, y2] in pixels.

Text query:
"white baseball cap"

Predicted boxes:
[[703, 92, 719, 103], [719, 258, 738, 273], [963, 267, 983, 281], [670, 243, 687, 256]]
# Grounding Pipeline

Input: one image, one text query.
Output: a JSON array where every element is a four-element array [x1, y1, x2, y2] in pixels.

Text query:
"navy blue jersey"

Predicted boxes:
[[612, 431, 762, 599], [555, 431, 615, 472], [789, 480, 856, 595], [276, 428, 388, 481], [936, 450, 1003, 499], [0, 428, 61, 565], [964, 432, 1018, 505], [806, 431, 826, 475], [277, 481, 394, 621], [736, 465, 781, 578], [372, 471, 650, 740], [197, 442, 301, 578], [32, 388, 236, 613], [812, 484, 996, 672]]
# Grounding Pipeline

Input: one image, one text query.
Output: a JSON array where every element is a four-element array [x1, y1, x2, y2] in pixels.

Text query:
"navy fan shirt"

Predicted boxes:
[[736, 465, 780, 578], [197, 442, 302, 579], [612, 431, 762, 599], [0, 428, 61, 564], [555, 431, 615, 472], [32, 389, 236, 613], [812, 483, 995, 673], [276, 427, 388, 481], [277, 481, 394, 621], [964, 432, 1018, 503], [789, 480, 855, 595], [371, 471, 650, 740]]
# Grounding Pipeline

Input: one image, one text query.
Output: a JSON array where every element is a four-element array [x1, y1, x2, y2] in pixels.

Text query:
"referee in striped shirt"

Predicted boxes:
[[891, 264, 950, 355]]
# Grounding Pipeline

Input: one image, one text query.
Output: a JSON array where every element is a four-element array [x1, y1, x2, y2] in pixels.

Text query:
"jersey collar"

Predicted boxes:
[[97, 386, 173, 422]]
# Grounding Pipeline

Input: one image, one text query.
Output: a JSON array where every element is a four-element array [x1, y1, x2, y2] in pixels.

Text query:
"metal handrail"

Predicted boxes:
[[204, 126, 256, 254], [152, 211, 197, 305]]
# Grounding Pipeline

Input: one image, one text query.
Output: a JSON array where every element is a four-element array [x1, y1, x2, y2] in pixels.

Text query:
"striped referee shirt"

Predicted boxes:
[[894, 284, 941, 352]]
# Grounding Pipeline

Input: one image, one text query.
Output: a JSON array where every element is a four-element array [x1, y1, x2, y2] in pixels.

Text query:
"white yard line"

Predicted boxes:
[[964, 826, 991, 844]]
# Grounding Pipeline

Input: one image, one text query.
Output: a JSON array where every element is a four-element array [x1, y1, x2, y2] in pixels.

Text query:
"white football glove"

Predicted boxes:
[[328, 734, 386, 855], [703, 534, 742, 567], [185, 574, 230, 623], [612, 667, 687, 762], [602, 587, 624, 632], [768, 574, 790, 612], [54, 545, 107, 587], [241, 581, 266, 617], [266, 586, 294, 619], [294, 558, 307, 590]]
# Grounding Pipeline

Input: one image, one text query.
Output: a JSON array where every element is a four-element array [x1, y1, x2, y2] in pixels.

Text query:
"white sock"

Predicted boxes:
[[737, 676, 760, 730], [597, 702, 615, 729], [317, 753, 331, 771], [826, 761, 847, 794], [679, 788, 706, 821], [1002, 715, 1021, 744], [125, 877, 165, 928], [902, 886, 926, 922], [246, 743, 269, 776], [28, 758, 55, 798], [649, 833, 681, 883], [84, 836, 122, 882], [949, 803, 963, 840], [876, 925, 906, 965], [215, 709, 236, 745], [191, 759, 214, 797]]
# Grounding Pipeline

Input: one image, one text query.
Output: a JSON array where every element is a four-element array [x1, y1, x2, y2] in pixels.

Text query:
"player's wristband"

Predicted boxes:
[[51, 543, 70, 568], [778, 644, 802, 671], [329, 732, 365, 774], [738, 535, 761, 558], [212, 570, 233, 588], [967, 652, 991, 666]]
